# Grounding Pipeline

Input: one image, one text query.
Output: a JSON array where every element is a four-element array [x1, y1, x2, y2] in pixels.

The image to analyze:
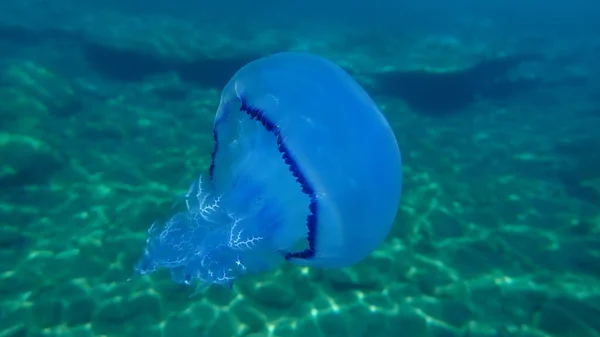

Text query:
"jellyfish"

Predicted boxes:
[[134, 52, 402, 291]]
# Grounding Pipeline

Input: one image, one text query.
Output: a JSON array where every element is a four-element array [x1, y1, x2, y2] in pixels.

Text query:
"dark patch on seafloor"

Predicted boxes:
[[81, 41, 173, 82], [369, 54, 546, 115], [554, 138, 600, 206], [81, 41, 262, 89], [0, 23, 263, 91]]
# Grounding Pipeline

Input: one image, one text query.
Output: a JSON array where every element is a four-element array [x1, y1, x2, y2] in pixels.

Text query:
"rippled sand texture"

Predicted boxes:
[[1, 3, 599, 337]]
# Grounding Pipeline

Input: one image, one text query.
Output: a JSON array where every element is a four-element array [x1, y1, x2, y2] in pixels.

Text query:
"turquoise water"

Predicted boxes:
[[1, 1, 599, 337]]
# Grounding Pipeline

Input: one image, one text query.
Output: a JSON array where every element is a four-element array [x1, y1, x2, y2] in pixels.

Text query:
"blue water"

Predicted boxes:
[[0, 1, 598, 337]]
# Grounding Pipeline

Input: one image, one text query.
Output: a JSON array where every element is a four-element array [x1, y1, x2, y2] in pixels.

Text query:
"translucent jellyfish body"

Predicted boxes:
[[135, 52, 402, 290]]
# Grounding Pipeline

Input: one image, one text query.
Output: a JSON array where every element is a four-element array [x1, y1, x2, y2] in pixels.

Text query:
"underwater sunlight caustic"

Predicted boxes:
[[134, 52, 403, 294]]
